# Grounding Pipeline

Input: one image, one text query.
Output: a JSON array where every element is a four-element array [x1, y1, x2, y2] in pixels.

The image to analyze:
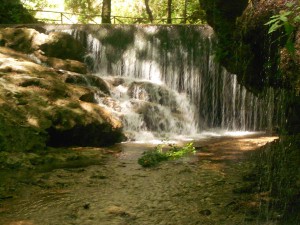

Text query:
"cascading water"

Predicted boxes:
[[45, 24, 285, 140], [96, 76, 198, 140]]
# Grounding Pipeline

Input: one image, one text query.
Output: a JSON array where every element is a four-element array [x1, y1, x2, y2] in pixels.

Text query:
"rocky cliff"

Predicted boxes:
[[200, 0, 300, 133], [0, 27, 125, 151], [199, 1, 300, 221]]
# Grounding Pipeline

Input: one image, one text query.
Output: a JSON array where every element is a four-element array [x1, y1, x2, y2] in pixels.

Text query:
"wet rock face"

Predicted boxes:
[[199, 0, 249, 81], [127, 81, 178, 112], [65, 73, 110, 95], [200, 0, 300, 133], [238, 1, 300, 134], [200, 0, 299, 93], [200, 0, 248, 25]]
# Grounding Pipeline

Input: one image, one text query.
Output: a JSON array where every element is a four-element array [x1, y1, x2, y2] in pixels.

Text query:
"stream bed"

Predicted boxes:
[[0, 134, 278, 225]]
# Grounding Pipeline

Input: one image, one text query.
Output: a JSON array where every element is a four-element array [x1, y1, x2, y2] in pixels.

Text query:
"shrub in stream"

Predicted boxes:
[[138, 142, 196, 167]]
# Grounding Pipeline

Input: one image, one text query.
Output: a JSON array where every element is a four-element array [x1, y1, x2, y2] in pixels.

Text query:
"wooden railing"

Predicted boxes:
[[28, 9, 203, 25]]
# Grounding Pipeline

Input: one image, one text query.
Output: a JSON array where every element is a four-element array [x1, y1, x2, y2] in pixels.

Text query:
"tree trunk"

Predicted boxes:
[[144, 0, 153, 23], [182, 0, 188, 24], [167, 0, 172, 24], [102, 0, 111, 24]]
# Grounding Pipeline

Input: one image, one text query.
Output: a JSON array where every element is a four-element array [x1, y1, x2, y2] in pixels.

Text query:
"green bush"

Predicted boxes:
[[0, 1, 37, 24], [265, 1, 300, 55], [138, 142, 196, 167], [138, 146, 169, 167], [165, 142, 196, 159]]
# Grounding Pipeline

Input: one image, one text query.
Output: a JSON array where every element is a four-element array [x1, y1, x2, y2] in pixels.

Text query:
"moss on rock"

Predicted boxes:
[[200, 0, 300, 133], [39, 32, 86, 62], [0, 33, 125, 151]]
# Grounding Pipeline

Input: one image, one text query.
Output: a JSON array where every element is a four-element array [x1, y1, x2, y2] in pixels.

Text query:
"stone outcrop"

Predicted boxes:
[[0, 27, 87, 74], [200, 0, 299, 92], [39, 32, 86, 61], [0, 30, 125, 151], [65, 73, 111, 95]]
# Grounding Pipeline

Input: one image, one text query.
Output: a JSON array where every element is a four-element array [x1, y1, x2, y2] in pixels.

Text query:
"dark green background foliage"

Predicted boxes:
[[0, 0, 37, 24]]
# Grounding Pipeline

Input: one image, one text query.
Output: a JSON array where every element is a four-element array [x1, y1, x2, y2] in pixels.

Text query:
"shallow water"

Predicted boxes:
[[0, 134, 278, 225]]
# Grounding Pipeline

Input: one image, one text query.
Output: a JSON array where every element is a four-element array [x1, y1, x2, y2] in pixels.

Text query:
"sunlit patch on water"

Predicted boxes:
[[122, 130, 266, 145], [220, 131, 265, 137]]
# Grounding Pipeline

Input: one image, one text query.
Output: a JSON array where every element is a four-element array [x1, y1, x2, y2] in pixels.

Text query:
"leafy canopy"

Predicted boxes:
[[20, 0, 205, 24]]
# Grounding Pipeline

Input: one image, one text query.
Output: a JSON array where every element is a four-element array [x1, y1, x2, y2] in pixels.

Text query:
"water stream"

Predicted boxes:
[[0, 135, 278, 225], [45, 24, 285, 140]]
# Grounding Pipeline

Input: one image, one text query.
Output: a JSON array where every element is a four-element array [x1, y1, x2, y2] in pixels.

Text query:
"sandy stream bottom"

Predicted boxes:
[[0, 134, 278, 225]]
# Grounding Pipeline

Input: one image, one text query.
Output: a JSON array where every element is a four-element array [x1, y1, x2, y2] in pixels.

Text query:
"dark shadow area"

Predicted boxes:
[[46, 124, 126, 147], [196, 134, 300, 225]]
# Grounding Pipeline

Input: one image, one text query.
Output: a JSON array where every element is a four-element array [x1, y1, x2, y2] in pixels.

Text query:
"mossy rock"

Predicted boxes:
[[0, 45, 125, 151], [0, 115, 47, 152], [40, 32, 86, 61], [0, 28, 39, 53], [65, 73, 110, 95]]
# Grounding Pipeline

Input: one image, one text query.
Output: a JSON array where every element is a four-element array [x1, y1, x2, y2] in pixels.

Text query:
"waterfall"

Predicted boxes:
[[45, 24, 285, 138]]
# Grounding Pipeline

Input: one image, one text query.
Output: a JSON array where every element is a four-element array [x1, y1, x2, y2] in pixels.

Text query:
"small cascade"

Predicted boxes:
[[93, 76, 198, 140], [46, 25, 286, 138]]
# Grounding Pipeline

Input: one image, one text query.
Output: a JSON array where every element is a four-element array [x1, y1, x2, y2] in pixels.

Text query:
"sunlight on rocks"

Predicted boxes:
[[7, 221, 35, 225], [80, 102, 94, 113], [236, 136, 278, 151], [27, 117, 39, 127]]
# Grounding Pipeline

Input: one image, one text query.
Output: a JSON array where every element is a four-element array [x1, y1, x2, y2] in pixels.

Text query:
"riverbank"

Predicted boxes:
[[0, 134, 280, 225]]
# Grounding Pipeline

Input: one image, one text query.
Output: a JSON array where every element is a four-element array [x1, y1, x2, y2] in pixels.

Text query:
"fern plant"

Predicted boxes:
[[265, 1, 300, 55]]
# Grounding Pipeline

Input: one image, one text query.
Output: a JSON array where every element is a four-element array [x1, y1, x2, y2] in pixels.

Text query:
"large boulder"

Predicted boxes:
[[0, 46, 125, 151], [39, 32, 86, 61], [46, 102, 124, 147], [0, 28, 43, 53], [0, 27, 88, 73], [34, 51, 88, 74]]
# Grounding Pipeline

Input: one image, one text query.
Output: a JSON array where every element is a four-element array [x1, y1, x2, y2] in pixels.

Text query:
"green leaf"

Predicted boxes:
[[269, 14, 281, 19], [279, 15, 288, 22], [286, 2, 294, 8], [285, 40, 295, 54], [280, 11, 292, 17], [265, 17, 280, 25], [294, 16, 300, 23], [284, 22, 294, 35], [268, 21, 283, 33]]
